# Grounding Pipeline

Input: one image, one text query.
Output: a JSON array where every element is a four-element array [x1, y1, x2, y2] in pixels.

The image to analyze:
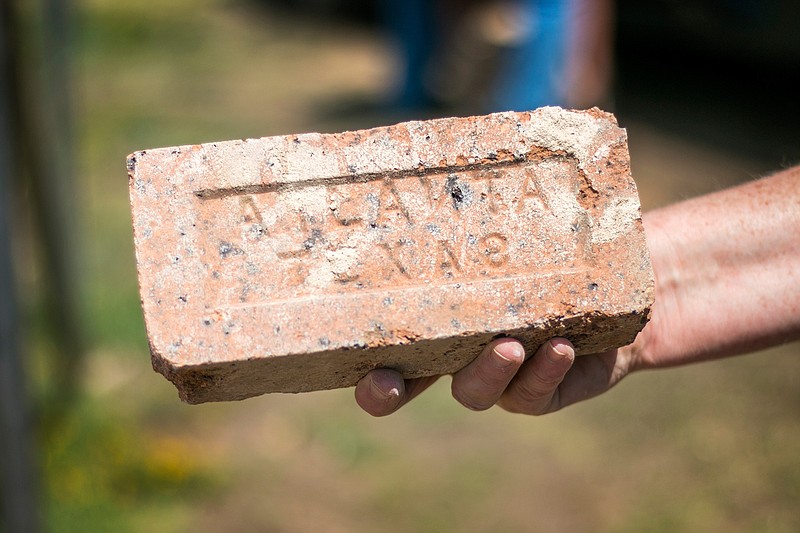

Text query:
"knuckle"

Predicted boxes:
[[453, 391, 492, 411], [513, 380, 547, 406], [507, 379, 557, 414], [498, 396, 546, 416], [531, 367, 566, 388]]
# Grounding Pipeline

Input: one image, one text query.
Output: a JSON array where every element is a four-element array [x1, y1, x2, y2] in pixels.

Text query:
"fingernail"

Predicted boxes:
[[369, 375, 399, 402], [493, 343, 523, 365], [548, 340, 572, 362]]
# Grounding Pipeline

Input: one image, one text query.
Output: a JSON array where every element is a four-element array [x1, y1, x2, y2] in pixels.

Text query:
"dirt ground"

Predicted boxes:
[[39, 1, 800, 531]]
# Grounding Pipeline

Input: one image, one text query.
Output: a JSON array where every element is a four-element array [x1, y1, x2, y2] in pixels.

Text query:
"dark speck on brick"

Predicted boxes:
[[219, 241, 243, 258], [446, 175, 473, 209]]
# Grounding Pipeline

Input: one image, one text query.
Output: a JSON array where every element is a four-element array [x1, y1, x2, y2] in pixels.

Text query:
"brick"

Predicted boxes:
[[128, 107, 654, 404]]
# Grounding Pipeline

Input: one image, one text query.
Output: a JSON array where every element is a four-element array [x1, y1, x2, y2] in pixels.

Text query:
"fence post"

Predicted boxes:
[[1, 2, 42, 530]]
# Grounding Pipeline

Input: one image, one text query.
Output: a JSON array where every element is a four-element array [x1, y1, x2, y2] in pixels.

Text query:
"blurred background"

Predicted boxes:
[[2, 0, 799, 531]]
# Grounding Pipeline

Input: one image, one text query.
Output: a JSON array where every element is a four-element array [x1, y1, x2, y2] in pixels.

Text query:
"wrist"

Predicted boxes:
[[625, 208, 684, 372]]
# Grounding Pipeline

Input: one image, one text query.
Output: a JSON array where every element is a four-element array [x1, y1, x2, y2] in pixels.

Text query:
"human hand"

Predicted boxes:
[[357, 168, 800, 416], [354, 337, 638, 417]]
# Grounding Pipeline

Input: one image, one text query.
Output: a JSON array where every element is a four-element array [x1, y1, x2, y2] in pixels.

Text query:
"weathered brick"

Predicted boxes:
[[128, 107, 654, 403]]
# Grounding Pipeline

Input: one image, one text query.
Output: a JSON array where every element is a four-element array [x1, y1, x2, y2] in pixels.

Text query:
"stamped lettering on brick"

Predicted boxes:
[[195, 158, 589, 313]]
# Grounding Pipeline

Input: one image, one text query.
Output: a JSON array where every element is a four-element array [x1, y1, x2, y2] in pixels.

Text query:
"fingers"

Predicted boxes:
[[553, 348, 627, 408], [497, 338, 575, 415], [354, 368, 403, 416], [356, 337, 599, 417], [354, 338, 525, 416], [355, 369, 441, 417], [451, 338, 526, 410]]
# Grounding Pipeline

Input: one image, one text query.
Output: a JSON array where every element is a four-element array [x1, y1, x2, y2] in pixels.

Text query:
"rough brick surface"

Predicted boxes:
[[128, 107, 654, 403]]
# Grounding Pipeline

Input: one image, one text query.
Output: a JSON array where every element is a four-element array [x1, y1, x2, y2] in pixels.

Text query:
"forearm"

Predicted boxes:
[[633, 166, 800, 369]]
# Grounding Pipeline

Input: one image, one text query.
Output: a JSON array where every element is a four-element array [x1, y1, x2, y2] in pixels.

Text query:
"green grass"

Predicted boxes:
[[41, 389, 219, 532]]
